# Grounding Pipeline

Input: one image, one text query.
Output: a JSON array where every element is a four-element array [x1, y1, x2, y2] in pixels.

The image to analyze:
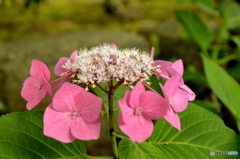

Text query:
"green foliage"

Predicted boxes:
[[118, 103, 239, 159], [119, 139, 164, 159], [0, 111, 88, 159], [176, 0, 215, 9], [175, 10, 214, 51], [222, 1, 240, 29], [1, 100, 239, 158], [231, 36, 240, 52], [202, 54, 240, 131]]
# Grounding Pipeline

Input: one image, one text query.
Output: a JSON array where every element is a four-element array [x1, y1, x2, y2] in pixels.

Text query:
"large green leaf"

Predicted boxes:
[[202, 54, 240, 123], [118, 139, 164, 159], [175, 10, 214, 51], [0, 111, 90, 159], [118, 103, 239, 159]]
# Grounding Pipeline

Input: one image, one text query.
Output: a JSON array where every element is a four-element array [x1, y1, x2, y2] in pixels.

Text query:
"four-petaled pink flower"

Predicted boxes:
[[154, 59, 196, 101], [21, 60, 52, 110], [118, 81, 169, 143], [160, 74, 189, 131], [43, 82, 102, 143]]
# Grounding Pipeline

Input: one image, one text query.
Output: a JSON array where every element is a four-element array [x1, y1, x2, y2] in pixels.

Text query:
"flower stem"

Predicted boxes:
[[108, 80, 118, 159], [112, 132, 125, 139]]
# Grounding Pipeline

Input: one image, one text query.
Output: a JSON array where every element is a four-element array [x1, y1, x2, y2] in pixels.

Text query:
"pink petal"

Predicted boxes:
[[74, 92, 102, 122], [118, 91, 135, 123], [118, 113, 153, 143], [41, 76, 53, 98], [140, 91, 169, 120], [164, 107, 181, 131], [71, 117, 101, 140], [163, 74, 182, 96], [180, 84, 196, 101], [30, 60, 51, 81], [21, 77, 39, 101], [21, 77, 46, 110], [70, 50, 78, 59], [43, 104, 76, 143], [154, 60, 172, 79], [51, 72, 74, 90], [150, 47, 155, 60], [53, 82, 85, 111], [170, 89, 188, 112], [171, 59, 184, 76], [26, 89, 46, 110], [165, 66, 178, 77], [129, 81, 145, 108], [54, 57, 69, 76]]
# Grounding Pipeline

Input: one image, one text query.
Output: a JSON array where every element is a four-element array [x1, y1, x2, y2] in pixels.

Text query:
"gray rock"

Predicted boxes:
[[0, 30, 150, 113]]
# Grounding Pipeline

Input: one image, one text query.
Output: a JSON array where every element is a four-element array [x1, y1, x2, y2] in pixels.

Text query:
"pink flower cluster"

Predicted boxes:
[[21, 44, 195, 143]]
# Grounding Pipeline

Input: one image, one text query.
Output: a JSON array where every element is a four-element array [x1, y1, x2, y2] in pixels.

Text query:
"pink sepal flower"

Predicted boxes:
[[154, 60, 172, 80], [43, 82, 102, 143], [51, 72, 75, 90], [160, 74, 189, 130], [154, 59, 196, 101], [118, 81, 168, 143], [54, 50, 77, 76], [21, 60, 52, 110]]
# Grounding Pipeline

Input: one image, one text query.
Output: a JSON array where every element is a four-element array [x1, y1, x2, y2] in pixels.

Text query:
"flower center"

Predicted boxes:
[[35, 82, 41, 90], [134, 107, 142, 115], [72, 111, 80, 119]]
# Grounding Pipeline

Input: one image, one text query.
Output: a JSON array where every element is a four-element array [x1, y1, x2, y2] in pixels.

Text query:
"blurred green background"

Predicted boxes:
[[0, 0, 191, 42], [1, 0, 240, 157]]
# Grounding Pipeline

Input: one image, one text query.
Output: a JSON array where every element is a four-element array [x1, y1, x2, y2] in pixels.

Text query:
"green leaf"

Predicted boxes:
[[192, 100, 221, 116], [148, 103, 239, 158], [0, 111, 89, 159], [201, 54, 240, 123], [225, 1, 240, 29], [175, 10, 214, 51], [118, 138, 165, 159], [196, 0, 215, 10], [238, 121, 240, 134], [231, 36, 240, 52]]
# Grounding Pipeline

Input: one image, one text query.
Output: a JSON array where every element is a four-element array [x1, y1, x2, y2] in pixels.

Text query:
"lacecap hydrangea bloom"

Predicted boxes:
[[21, 43, 195, 145], [62, 44, 161, 87]]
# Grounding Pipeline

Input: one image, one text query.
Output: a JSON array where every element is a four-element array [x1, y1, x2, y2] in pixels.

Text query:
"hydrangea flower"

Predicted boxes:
[[21, 44, 196, 151], [160, 74, 189, 130], [21, 60, 52, 110], [118, 81, 168, 142], [154, 59, 195, 101], [43, 82, 102, 143]]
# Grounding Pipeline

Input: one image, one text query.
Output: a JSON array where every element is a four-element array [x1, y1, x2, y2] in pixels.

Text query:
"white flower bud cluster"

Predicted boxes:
[[63, 44, 161, 86]]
